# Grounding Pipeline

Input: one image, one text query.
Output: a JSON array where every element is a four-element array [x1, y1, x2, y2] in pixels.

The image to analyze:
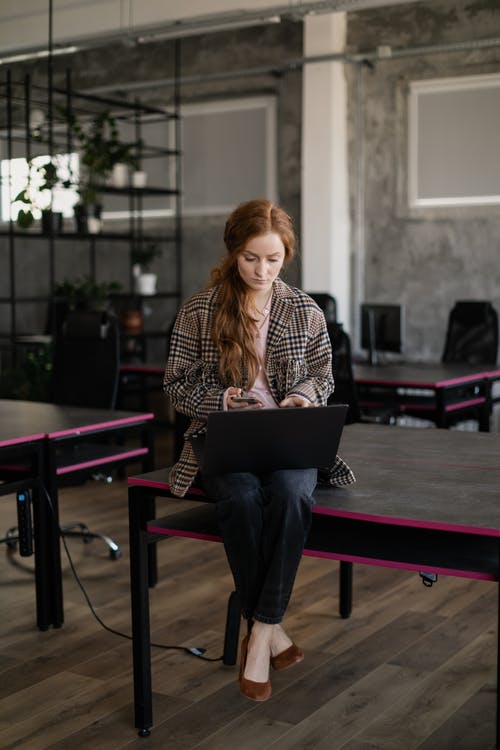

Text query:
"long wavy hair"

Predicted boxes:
[[210, 199, 296, 387]]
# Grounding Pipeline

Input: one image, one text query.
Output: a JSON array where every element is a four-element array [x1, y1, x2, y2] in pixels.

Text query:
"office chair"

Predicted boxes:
[[50, 309, 122, 555], [308, 292, 337, 323], [50, 309, 120, 409], [402, 301, 498, 430], [326, 322, 395, 425], [442, 300, 498, 365], [2, 310, 122, 559], [326, 322, 362, 424]]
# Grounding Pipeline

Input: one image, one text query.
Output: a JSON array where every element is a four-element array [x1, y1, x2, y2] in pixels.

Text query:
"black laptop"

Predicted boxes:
[[189, 404, 348, 475]]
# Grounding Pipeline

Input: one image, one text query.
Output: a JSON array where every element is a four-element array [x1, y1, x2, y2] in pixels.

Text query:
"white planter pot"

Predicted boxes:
[[132, 170, 147, 188], [111, 163, 129, 188], [135, 273, 157, 296], [87, 216, 102, 234]]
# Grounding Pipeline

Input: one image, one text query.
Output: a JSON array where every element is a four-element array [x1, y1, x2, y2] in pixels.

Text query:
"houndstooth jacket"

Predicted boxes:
[[163, 277, 354, 497]]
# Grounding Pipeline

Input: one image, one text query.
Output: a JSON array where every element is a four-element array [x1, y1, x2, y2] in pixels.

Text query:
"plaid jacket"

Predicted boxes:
[[163, 278, 346, 497]]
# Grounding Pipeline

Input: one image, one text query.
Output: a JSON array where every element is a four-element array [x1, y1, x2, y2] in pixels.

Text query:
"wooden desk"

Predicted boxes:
[[128, 424, 500, 744], [0, 399, 155, 629], [354, 362, 500, 430]]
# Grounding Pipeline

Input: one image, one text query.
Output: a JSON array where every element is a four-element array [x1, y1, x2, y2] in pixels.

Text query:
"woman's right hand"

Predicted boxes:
[[227, 386, 263, 410]]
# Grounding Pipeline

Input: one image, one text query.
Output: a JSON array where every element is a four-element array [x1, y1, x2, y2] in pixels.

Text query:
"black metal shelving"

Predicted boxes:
[[0, 65, 182, 364]]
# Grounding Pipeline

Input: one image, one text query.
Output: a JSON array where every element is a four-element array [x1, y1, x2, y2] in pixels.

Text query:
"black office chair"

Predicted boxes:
[[51, 309, 122, 555], [51, 309, 120, 409], [327, 322, 396, 425], [308, 293, 337, 323], [442, 300, 498, 365], [2, 310, 123, 559], [326, 322, 362, 424], [402, 301, 498, 430]]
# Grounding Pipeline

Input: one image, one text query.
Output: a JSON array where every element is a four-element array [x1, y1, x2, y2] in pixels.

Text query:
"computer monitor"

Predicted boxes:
[[360, 303, 404, 365]]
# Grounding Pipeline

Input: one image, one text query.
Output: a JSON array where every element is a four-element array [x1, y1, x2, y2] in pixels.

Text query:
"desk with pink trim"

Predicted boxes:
[[354, 362, 500, 430], [128, 423, 500, 743], [0, 399, 155, 629]]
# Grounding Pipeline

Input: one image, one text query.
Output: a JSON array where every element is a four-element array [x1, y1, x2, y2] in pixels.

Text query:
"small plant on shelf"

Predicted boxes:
[[131, 243, 162, 296], [66, 109, 141, 233], [13, 157, 68, 231], [68, 110, 140, 204], [54, 276, 122, 312], [131, 242, 162, 272]]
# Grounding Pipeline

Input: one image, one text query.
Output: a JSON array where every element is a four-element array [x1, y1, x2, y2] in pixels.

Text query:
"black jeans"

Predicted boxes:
[[201, 468, 317, 624]]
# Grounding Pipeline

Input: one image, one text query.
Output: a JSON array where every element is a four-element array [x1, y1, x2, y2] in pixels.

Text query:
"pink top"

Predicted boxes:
[[223, 314, 277, 409], [246, 315, 278, 408], [222, 301, 311, 409]]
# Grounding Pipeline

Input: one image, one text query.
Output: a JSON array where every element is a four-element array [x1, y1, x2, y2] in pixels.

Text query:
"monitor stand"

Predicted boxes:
[[367, 310, 379, 366]]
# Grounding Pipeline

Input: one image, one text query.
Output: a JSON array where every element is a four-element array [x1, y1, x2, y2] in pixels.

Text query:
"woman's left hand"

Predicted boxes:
[[279, 395, 314, 408]]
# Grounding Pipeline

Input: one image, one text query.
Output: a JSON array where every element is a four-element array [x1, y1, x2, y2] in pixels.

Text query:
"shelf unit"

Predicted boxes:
[[0, 66, 182, 366]]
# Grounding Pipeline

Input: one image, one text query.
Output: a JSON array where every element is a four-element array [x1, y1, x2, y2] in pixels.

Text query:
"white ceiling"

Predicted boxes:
[[0, 0, 421, 58]]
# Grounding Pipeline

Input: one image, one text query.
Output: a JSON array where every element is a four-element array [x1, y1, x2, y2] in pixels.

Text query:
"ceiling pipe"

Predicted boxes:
[[86, 34, 500, 96], [0, 0, 418, 65]]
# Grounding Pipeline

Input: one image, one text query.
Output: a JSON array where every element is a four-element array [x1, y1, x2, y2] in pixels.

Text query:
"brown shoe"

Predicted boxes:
[[239, 634, 272, 702], [270, 643, 304, 671]]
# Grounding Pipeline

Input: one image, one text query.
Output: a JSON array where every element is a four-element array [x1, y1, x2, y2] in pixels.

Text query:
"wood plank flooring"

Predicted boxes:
[[0, 426, 497, 749]]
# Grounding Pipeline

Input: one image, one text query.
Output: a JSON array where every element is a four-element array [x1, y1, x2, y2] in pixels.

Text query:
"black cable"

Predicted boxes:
[[40, 483, 223, 662]]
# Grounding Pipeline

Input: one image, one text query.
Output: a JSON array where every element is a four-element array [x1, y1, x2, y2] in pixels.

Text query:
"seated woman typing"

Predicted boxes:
[[163, 199, 334, 701]]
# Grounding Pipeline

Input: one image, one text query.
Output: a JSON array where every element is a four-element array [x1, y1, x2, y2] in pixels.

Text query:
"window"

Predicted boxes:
[[408, 73, 500, 207], [181, 96, 277, 215], [1, 153, 79, 222]]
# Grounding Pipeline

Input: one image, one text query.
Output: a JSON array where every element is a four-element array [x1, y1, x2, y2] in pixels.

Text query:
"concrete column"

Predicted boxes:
[[301, 12, 350, 329]]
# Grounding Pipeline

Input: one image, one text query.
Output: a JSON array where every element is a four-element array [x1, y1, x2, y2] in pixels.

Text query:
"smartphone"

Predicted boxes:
[[231, 396, 260, 404]]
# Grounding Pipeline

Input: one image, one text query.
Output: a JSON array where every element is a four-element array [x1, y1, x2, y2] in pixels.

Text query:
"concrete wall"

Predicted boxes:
[[346, 0, 500, 360]]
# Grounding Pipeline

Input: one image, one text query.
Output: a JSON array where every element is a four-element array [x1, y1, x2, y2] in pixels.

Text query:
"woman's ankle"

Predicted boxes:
[[270, 623, 293, 657], [244, 622, 272, 682]]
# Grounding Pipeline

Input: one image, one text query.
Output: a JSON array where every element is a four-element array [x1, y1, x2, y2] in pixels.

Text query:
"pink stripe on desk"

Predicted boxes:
[[128, 476, 207, 498], [361, 397, 485, 412], [56, 447, 149, 475], [314, 506, 500, 537], [147, 525, 221, 543], [357, 373, 490, 388], [0, 433, 45, 447], [302, 550, 497, 581], [48, 413, 154, 438], [145, 525, 498, 582]]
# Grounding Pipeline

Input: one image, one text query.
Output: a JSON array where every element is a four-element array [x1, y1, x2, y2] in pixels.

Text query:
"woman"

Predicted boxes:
[[163, 199, 334, 702]]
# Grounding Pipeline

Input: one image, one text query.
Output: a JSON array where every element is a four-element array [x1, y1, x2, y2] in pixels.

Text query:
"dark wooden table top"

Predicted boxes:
[[0, 399, 154, 444], [318, 423, 500, 534], [353, 362, 500, 387]]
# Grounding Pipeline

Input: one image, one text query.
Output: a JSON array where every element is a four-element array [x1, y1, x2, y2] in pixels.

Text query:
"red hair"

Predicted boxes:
[[211, 199, 296, 387]]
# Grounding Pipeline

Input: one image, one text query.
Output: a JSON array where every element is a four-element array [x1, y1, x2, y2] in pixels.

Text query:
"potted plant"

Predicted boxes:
[[131, 243, 162, 295], [13, 157, 65, 233], [52, 276, 122, 326], [67, 110, 141, 233]]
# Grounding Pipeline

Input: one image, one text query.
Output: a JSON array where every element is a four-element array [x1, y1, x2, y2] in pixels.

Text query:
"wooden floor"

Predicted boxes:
[[0, 425, 497, 749]]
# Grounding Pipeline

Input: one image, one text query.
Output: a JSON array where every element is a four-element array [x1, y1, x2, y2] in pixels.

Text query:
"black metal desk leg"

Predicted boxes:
[[339, 561, 353, 619], [32, 483, 51, 630], [141, 424, 157, 588], [42, 440, 64, 628], [129, 485, 153, 736], [435, 388, 446, 429]]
